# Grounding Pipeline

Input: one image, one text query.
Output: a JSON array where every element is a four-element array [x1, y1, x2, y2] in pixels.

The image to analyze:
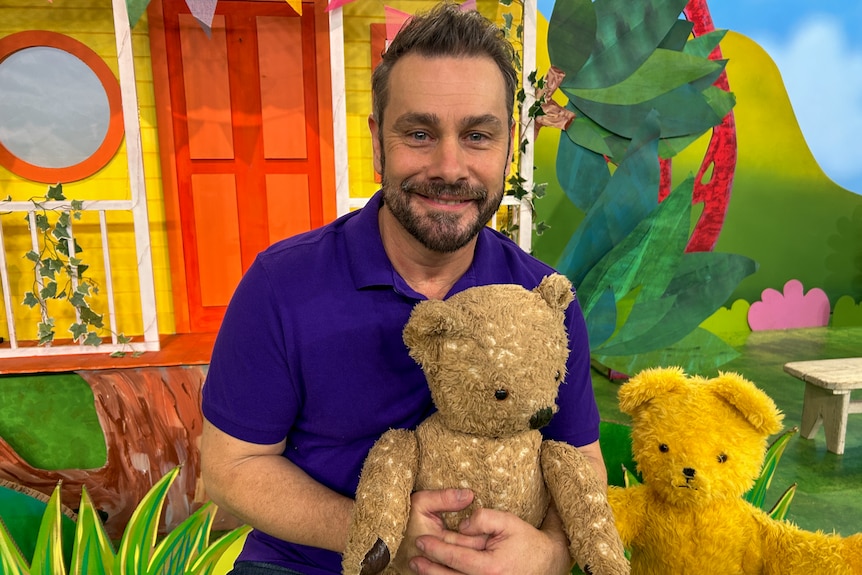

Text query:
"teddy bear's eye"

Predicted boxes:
[[659, 444, 669, 453], [494, 389, 509, 400], [717, 453, 728, 463]]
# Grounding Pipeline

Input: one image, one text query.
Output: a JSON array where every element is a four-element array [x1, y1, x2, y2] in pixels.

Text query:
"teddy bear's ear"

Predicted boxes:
[[402, 300, 467, 352], [618, 367, 690, 415], [708, 372, 784, 436], [534, 274, 574, 312]]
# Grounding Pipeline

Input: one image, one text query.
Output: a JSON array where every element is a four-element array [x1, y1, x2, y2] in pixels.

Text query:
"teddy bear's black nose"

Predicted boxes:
[[530, 407, 554, 429], [683, 467, 696, 481]]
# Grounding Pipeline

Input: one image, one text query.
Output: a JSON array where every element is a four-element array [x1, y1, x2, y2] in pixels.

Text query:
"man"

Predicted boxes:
[[200, 4, 607, 575]]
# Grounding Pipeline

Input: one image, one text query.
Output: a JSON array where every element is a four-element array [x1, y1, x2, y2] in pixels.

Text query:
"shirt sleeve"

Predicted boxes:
[[542, 292, 601, 447], [201, 259, 300, 445]]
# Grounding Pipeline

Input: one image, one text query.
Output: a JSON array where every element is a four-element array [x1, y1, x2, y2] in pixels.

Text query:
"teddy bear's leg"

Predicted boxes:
[[541, 440, 630, 575], [342, 429, 419, 575]]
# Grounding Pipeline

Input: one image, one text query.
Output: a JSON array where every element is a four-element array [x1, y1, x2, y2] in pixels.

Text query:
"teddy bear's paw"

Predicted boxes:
[[359, 537, 391, 575]]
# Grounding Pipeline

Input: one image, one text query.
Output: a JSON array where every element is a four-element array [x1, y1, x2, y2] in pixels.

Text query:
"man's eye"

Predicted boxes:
[[467, 132, 486, 142], [411, 131, 429, 141]]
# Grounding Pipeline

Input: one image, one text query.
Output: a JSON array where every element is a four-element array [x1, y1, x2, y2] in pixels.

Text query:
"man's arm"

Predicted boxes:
[[200, 418, 353, 552], [576, 439, 608, 486]]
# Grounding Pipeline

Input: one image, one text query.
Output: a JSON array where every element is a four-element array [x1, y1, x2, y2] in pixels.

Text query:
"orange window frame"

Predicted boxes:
[[0, 31, 124, 183]]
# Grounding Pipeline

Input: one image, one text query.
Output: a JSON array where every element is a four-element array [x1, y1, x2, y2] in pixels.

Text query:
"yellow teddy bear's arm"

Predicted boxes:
[[607, 484, 648, 550], [342, 429, 419, 575]]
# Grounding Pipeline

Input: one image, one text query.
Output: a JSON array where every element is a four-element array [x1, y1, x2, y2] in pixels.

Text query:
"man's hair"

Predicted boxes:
[[371, 2, 517, 127]]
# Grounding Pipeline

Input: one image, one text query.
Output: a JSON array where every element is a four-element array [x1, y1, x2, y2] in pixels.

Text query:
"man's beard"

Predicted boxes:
[[381, 176, 504, 253]]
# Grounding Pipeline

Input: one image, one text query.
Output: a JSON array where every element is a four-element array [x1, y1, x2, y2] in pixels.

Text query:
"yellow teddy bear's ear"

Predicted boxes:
[[618, 366, 689, 416], [534, 274, 574, 312], [708, 371, 784, 436]]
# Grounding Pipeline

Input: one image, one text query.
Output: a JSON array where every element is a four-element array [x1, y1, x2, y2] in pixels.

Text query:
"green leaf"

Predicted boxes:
[[188, 524, 251, 575], [83, 332, 102, 346], [563, 49, 723, 106], [557, 113, 662, 285], [30, 484, 67, 575], [768, 483, 797, 521], [547, 0, 596, 77], [38, 321, 55, 346], [79, 307, 104, 329], [70, 199, 84, 211], [744, 427, 797, 508], [23, 292, 40, 307], [683, 29, 727, 59], [40, 282, 58, 300], [622, 465, 641, 487], [26, 250, 40, 263], [0, 518, 31, 574], [70, 323, 89, 341], [46, 184, 65, 201], [70, 487, 114, 575], [569, 82, 734, 140], [148, 503, 216, 575], [566, 0, 691, 89], [118, 334, 132, 344], [658, 19, 693, 51], [595, 327, 741, 375]]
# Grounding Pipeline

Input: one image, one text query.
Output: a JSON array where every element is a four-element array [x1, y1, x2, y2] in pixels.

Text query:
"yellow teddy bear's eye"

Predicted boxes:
[[717, 453, 728, 463], [659, 444, 669, 453]]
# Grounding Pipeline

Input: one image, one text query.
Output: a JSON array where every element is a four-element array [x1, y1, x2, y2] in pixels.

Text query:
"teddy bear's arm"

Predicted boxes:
[[343, 429, 419, 575], [606, 485, 647, 550], [541, 440, 630, 575]]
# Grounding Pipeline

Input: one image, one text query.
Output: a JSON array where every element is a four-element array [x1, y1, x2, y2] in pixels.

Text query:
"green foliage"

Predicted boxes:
[[545, 0, 751, 374], [0, 466, 251, 575]]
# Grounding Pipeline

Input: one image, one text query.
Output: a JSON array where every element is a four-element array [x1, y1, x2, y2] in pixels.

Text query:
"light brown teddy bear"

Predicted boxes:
[[609, 367, 862, 575], [342, 274, 629, 575]]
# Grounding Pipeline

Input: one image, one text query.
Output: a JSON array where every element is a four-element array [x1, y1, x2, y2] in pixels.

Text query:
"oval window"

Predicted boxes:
[[0, 31, 124, 183]]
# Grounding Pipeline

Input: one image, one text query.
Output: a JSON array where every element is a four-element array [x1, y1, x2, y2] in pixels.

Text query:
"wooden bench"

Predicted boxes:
[[783, 358, 862, 455]]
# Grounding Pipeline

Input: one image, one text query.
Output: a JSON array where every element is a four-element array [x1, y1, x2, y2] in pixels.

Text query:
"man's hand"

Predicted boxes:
[[408, 505, 573, 575], [390, 489, 488, 573]]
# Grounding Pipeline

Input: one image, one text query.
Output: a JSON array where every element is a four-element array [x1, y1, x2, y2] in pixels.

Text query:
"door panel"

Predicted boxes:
[[157, 0, 329, 332]]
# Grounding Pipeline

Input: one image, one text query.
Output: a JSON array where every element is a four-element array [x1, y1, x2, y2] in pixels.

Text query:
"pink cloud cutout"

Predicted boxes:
[[748, 279, 831, 331]]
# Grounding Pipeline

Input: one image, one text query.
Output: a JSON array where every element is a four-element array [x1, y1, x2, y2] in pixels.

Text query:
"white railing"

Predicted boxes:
[[0, 200, 160, 358]]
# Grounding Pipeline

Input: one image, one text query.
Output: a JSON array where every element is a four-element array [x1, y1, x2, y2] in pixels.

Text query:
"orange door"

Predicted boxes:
[[153, 0, 334, 333]]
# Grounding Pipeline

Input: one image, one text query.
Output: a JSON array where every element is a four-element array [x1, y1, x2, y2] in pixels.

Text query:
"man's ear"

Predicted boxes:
[[368, 114, 383, 175], [504, 120, 516, 177]]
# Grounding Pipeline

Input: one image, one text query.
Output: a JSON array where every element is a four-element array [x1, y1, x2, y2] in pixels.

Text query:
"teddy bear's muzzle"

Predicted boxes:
[[530, 406, 554, 429]]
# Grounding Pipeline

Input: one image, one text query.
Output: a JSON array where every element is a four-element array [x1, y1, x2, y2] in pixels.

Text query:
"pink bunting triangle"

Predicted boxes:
[[185, 0, 217, 34], [326, 0, 356, 12]]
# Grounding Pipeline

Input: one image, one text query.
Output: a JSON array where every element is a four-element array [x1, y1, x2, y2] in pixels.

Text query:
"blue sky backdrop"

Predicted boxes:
[[536, 0, 862, 194]]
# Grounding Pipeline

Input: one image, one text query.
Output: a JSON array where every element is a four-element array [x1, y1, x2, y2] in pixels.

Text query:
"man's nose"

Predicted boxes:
[[429, 137, 468, 183]]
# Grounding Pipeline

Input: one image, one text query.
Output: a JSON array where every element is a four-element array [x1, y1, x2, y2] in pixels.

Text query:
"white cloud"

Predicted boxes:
[[759, 15, 862, 193]]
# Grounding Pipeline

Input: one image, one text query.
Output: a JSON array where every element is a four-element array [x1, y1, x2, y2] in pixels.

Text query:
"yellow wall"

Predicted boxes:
[[0, 0, 174, 340]]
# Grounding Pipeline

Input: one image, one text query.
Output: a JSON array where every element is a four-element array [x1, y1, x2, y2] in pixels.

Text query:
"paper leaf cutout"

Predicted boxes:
[[748, 280, 831, 331], [564, 0, 690, 89], [547, 0, 596, 79], [830, 296, 862, 328]]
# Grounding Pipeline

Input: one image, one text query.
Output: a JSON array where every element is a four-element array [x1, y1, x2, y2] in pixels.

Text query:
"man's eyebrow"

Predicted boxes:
[[391, 112, 439, 131], [460, 114, 504, 131]]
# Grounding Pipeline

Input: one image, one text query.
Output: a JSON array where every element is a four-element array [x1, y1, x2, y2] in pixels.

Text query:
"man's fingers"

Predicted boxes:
[[457, 507, 509, 536], [413, 488, 474, 516]]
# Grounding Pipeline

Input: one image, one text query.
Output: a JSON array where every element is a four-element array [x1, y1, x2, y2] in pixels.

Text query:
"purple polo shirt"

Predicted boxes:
[[202, 191, 599, 574]]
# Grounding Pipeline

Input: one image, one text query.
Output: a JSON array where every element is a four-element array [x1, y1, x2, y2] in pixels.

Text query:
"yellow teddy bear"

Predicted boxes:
[[609, 367, 862, 575]]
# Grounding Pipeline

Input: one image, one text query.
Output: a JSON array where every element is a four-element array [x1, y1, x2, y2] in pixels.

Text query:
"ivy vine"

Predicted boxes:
[[5, 183, 130, 351]]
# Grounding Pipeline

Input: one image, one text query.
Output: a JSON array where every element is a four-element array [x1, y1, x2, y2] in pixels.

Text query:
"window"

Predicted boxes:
[[0, 31, 123, 183]]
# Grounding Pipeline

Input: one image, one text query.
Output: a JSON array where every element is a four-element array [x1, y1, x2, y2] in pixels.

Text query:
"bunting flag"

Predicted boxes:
[[384, 0, 476, 44], [185, 0, 218, 35], [285, 0, 302, 16], [126, 0, 152, 27], [326, 0, 355, 12]]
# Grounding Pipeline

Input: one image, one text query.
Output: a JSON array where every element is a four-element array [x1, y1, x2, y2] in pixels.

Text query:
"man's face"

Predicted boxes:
[[370, 54, 514, 253]]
